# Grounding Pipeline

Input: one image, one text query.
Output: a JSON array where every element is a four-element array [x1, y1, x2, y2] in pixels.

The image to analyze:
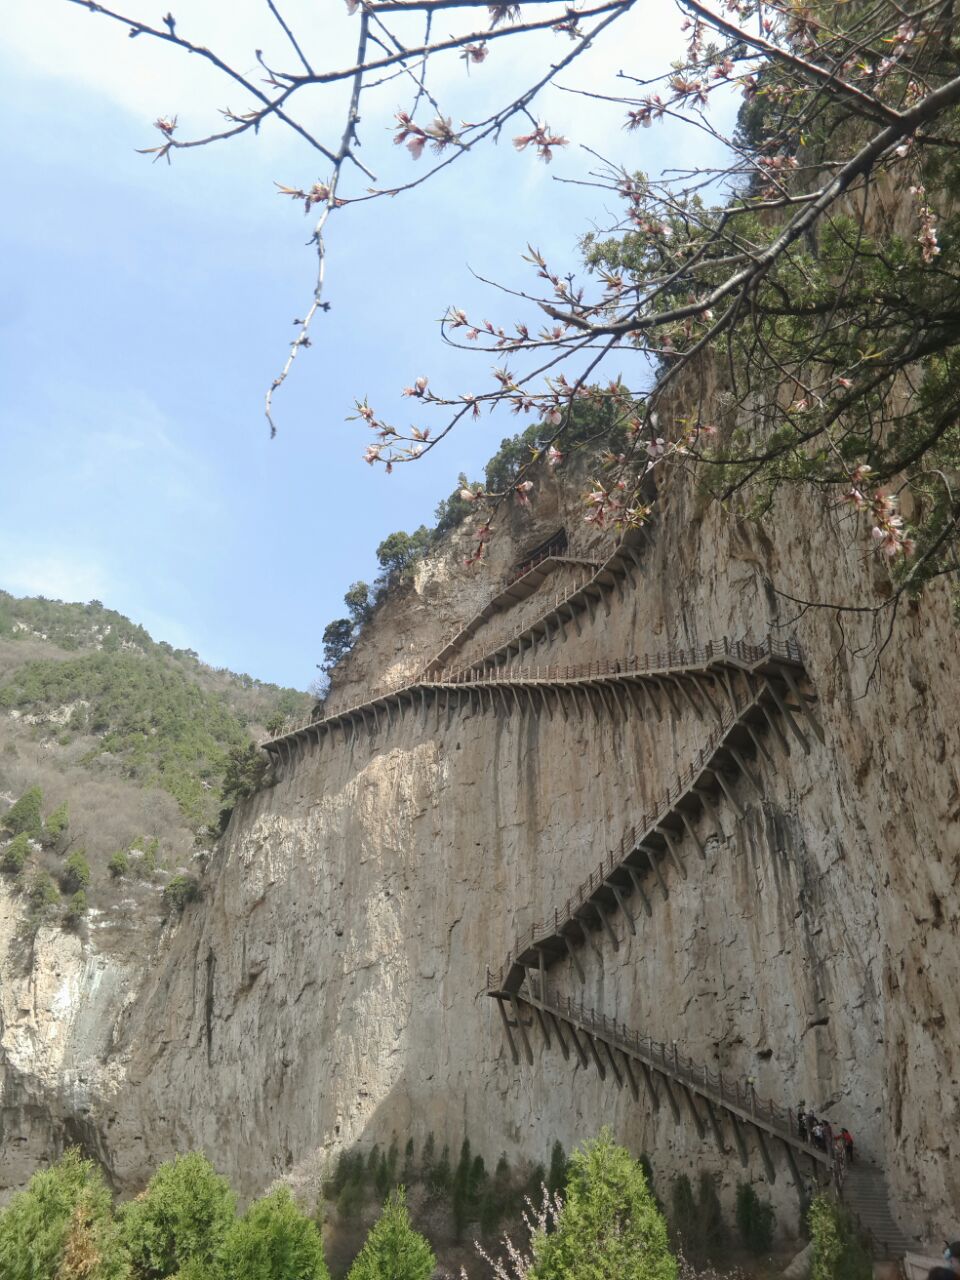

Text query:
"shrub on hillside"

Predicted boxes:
[[41, 802, 69, 849], [347, 1189, 434, 1280], [119, 1152, 236, 1277], [3, 786, 44, 838], [61, 851, 91, 894], [529, 1130, 676, 1280], [109, 850, 130, 878], [0, 1148, 129, 1280], [163, 874, 201, 913], [809, 1194, 872, 1280], [63, 891, 88, 929], [26, 869, 60, 922], [1, 832, 31, 874], [735, 1182, 775, 1254]]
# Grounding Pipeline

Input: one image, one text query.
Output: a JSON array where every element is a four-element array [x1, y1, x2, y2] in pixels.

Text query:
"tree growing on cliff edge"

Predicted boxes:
[[65, 0, 960, 619]]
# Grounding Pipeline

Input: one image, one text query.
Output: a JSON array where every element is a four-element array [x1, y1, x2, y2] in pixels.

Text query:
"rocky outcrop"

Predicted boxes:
[[1, 459, 957, 1253]]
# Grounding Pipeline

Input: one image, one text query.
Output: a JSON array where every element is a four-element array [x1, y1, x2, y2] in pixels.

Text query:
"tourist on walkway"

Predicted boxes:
[[841, 1127, 854, 1162], [944, 1243, 960, 1275]]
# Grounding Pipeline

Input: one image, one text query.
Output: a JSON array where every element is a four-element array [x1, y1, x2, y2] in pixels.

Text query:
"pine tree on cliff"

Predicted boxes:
[[347, 1188, 434, 1280], [529, 1130, 676, 1280]]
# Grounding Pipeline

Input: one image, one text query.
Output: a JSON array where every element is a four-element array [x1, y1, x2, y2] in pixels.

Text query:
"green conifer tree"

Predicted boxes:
[[347, 1189, 434, 1280], [1, 832, 31, 874], [530, 1130, 677, 1280], [3, 786, 43, 839], [218, 1186, 329, 1280]]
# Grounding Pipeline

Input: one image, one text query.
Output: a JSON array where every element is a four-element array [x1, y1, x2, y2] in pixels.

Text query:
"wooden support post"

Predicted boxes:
[[765, 680, 810, 754], [672, 676, 705, 720], [781, 1138, 803, 1188], [621, 1051, 640, 1100], [550, 1013, 570, 1060], [694, 673, 724, 721], [626, 865, 653, 917], [609, 681, 628, 717], [582, 1030, 607, 1080], [566, 1020, 590, 1068], [754, 1126, 777, 1183], [758, 699, 791, 755], [678, 810, 706, 860], [563, 934, 586, 984], [696, 778, 727, 839], [509, 995, 535, 1066], [654, 677, 682, 718], [638, 1060, 661, 1111], [658, 1073, 682, 1122], [531, 1000, 552, 1049], [594, 681, 617, 718], [603, 1039, 624, 1089], [610, 883, 636, 935], [584, 591, 598, 624], [496, 686, 511, 716], [703, 1099, 727, 1153], [640, 845, 670, 899], [565, 603, 582, 637], [622, 679, 646, 719], [777, 666, 825, 744], [710, 767, 745, 818], [555, 686, 570, 723], [681, 1085, 707, 1138], [496, 997, 520, 1066], [745, 722, 775, 766], [594, 901, 619, 952], [728, 1112, 750, 1167], [537, 685, 554, 720], [727, 745, 765, 798], [719, 668, 741, 714], [658, 828, 688, 880]]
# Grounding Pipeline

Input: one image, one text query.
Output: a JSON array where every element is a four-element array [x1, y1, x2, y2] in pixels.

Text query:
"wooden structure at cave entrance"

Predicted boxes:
[[488, 983, 836, 1190]]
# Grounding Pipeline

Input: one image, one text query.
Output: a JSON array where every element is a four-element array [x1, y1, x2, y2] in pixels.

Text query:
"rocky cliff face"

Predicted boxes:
[[1, 459, 957, 1249]]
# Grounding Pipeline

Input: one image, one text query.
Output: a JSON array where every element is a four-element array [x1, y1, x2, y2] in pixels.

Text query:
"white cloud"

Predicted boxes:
[[0, 550, 112, 604]]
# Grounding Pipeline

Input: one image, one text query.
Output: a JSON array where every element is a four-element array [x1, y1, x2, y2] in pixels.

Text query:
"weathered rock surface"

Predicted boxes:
[[0, 461, 957, 1251]]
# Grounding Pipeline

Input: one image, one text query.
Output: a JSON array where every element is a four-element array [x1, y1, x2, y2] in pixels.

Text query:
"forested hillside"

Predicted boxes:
[[0, 592, 310, 930]]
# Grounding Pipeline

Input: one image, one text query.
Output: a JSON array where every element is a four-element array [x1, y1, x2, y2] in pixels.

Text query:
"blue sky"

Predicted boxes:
[[0, 1, 725, 689]]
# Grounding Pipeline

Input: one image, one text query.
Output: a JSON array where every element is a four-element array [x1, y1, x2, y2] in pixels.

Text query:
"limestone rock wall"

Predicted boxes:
[[0, 463, 957, 1250]]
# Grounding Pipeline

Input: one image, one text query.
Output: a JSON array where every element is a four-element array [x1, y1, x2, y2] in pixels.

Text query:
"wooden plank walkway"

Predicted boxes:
[[259, 636, 817, 769], [447, 530, 651, 677], [489, 984, 835, 1188], [484, 660, 821, 995], [422, 554, 600, 676]]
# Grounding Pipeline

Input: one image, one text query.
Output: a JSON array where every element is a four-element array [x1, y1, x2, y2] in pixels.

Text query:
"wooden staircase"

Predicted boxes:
[[488, 982, 835, 1189], [486, 651, 821, 994]]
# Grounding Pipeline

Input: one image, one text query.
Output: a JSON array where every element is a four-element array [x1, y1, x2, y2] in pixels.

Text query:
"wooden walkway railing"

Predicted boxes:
[[488, 983, 840, 1189], [261, 634, 814, 758]]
